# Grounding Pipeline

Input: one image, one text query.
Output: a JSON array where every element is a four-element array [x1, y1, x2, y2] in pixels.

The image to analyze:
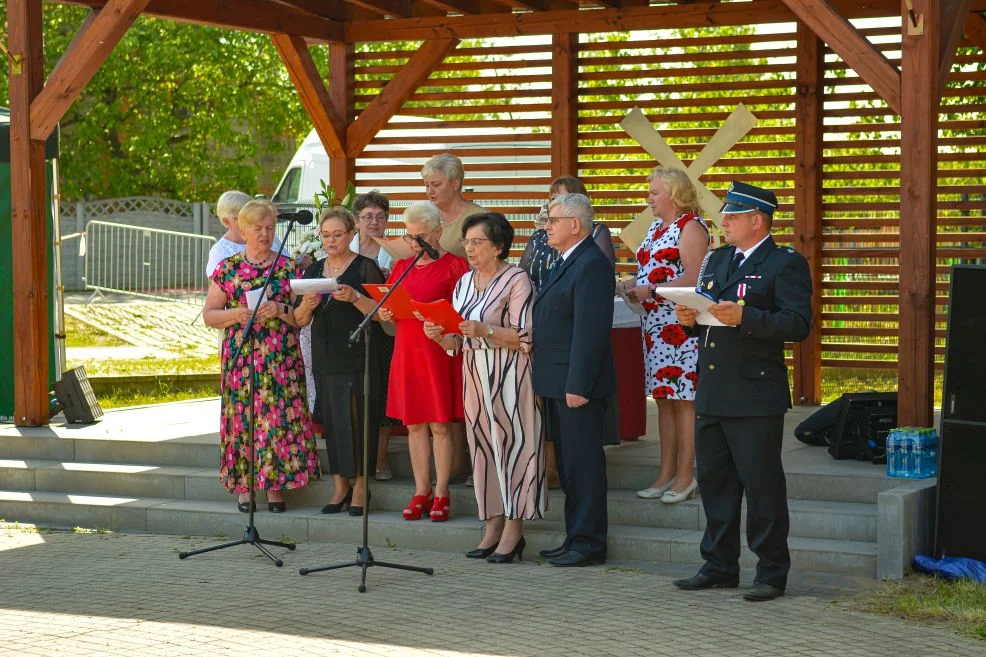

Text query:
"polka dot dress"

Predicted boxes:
[[635, 213, 707, 401]]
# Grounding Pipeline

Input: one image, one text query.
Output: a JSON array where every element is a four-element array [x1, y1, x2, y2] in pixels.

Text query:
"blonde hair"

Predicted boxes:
[[402, 201, 442, 230], [319, 205, 356, 232], [237, 199, 277, 230], [647, 167, 701, 216], [421, 153, 465, 192]]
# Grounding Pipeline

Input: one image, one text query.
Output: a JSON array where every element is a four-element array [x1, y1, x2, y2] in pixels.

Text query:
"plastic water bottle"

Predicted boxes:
[[886, 429, 900, 478], [898, 428, 914, 479], [912, 429, 926, 478], [924, 429, 939, 478]]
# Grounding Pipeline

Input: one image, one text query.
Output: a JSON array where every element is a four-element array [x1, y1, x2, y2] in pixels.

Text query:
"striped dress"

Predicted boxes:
[[453, 265, 546, 521]]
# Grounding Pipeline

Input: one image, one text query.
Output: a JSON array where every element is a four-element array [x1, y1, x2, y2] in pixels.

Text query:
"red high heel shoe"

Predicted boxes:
[[402, 490, 433, 521], [429, 496, 451, 522]]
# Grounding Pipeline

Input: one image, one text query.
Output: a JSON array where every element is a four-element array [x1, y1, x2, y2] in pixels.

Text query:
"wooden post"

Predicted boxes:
[[551, 32, 579, 179], [898, 0, 940, 426], [9, 0, 50, 426], [792, 22, 824, 406], [329, 41, 355, 199]]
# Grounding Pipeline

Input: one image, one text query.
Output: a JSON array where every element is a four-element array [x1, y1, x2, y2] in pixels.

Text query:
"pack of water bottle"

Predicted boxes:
[[886, 427, 939, 479]]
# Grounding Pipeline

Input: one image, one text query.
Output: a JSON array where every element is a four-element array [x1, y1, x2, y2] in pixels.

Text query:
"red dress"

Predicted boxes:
[[386, 252, 471, 425]]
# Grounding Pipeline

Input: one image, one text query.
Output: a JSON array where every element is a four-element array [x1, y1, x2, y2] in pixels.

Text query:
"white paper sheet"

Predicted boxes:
[[289, 278, 339, 295], [657, 286, 725, 326], [244, 288, 264, 310]]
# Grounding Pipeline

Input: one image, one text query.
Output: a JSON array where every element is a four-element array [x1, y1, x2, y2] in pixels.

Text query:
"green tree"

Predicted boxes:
[[1, 5, 320, 200]]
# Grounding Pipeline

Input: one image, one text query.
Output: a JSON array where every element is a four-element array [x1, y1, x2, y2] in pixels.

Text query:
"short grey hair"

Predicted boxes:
[[421, 153, 464, 191], [216, 190, 252, 225], [549, 193, 594, 234], [402, 201, 442, 230]]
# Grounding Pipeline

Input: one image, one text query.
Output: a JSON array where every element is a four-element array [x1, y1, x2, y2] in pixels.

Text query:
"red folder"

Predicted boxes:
[[361, 284, 417, 321], [411, 299, 465, 335]]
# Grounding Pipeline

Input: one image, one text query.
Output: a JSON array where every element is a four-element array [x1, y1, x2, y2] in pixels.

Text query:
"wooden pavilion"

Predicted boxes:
[[7, 0, 986, 426]]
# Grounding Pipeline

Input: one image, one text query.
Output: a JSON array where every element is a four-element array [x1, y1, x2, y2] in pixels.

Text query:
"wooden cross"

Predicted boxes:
[[617, 104, 758, 252]]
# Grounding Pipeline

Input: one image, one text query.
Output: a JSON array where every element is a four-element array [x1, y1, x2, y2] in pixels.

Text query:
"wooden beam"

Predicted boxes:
[[898, 0, 940, 427], [273, 0, 349, 21], [550, 32, 579, 179], [496, 0, 550, 11], [792, 22, 824, 406], [340, 0, 412, 18], [346, 38, 459, 157], [938, 0, 973, 87], [9, 0, 50, 426], [30, 0, 150, 142], [778, 0, 901, 114], [965, 11, 986, 50], [329, 42, 356, 198], [420, 0, 481, 13], [345, 0, 900, 42], [272, 34, 346, 159], [63, 0, 343, 42]]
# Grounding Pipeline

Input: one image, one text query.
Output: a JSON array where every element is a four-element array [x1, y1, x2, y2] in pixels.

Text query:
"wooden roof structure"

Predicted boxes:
[[7, 0, 985, 426]]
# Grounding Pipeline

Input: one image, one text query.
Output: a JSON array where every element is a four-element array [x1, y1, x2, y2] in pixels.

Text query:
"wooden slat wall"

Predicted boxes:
[[353, 23, 986, 376]]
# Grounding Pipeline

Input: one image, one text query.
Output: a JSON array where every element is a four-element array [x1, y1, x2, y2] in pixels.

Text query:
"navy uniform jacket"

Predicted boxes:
[[690, 236, 812, 417], [532, 238, 617, 400]]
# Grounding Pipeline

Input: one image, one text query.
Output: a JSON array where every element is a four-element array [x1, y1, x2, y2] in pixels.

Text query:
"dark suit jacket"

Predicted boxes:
[[690, 235, 812, 417], [532, 237, 617, 400]]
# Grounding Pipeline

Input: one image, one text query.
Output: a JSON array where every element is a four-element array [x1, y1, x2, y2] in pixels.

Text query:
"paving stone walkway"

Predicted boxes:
[[1, 528, 983, 657], [65, 299, 218, 357]]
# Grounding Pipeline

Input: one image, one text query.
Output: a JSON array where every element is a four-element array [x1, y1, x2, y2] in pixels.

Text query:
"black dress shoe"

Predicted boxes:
[[321, 489, 353, 514], [672, 572, 740, 590], [237, 501, 256, 513], [487, 537, 525, 564], [538, 544, 569, 559], [547, 550, 604, 567], [743, 582, 785, 602], [465, 544, 498, 559], [268, 501, 286, 513], [348, 490, 371, 517]]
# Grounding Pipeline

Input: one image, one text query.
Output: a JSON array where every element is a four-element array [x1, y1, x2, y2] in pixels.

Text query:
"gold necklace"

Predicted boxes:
[[325, 252, 355, 276]]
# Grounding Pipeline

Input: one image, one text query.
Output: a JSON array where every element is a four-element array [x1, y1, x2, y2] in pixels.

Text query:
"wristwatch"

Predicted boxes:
[[486, 324, 495, 338], [353, 291, 362, 302]]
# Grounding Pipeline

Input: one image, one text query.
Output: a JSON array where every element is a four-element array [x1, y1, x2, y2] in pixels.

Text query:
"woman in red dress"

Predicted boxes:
[[378, 201, 470, 522]]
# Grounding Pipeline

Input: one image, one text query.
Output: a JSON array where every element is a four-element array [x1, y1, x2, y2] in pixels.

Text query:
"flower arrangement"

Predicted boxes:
[[290, 179, 356, 261]]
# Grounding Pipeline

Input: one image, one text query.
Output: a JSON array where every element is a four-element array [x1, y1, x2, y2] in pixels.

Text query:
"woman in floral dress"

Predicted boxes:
[[203, 200, 319, 513], [618, 168, 709, 504]]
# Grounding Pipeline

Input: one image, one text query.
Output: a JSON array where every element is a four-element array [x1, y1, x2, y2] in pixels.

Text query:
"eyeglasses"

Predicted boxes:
[[402, 232, 432, 243], [460, 238, 491, 248], [545, 215, 578, 226], [320, 231, 349, 241], [358, 213, 387, 223]]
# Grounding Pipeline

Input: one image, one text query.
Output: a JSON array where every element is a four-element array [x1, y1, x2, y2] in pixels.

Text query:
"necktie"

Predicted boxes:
[[543, 256, 561, 284], [727, 251, 745, 277]]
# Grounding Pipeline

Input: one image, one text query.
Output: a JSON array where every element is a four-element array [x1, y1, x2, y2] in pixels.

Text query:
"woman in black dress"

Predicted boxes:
[[295, 206, 387, 516]]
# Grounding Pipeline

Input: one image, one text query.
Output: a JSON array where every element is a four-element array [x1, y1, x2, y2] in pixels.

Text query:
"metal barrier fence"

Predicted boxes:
[[84, 220, 216, 302]]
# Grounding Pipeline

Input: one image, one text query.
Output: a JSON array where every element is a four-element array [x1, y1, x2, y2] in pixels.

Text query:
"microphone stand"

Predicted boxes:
[[299, 245, 434, 592], [179, 214, 310, 567]]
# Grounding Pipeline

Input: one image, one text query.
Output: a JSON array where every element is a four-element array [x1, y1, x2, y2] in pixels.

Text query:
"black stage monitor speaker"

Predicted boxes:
[[935, 264, 986, 562], [54, 367, 103, 424], [826, 392, 897, 464]]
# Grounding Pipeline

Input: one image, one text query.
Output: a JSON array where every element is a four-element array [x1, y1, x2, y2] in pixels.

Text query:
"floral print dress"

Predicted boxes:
[[635, 213, 707, 401], [211, 253, 320, 493]]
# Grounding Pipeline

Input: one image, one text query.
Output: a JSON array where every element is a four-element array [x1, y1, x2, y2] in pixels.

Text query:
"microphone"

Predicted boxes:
[[414, 235, 440, 260], [276, 209, 314, 225]]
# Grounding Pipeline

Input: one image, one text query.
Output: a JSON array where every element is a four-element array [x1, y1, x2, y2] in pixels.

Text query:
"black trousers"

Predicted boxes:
[[544, 396, 608, 559], [695, 413, 790, 588]]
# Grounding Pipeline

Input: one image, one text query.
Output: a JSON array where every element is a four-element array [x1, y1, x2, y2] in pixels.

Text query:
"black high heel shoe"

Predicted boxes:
[[487, 536, 525, 564], [465, 543, 499, 559], [237, 500, 256, 513], [321, 489, 353, 514], [348, 490, 371, 517], [268, 501, 286, 513]]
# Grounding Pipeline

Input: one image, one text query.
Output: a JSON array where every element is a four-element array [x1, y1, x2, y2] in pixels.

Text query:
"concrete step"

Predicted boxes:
[[0, 490, 876, 576], [0, 459, 879, 542]]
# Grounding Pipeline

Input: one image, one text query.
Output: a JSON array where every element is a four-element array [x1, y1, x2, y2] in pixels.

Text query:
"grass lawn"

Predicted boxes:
[[848, 575, 986, 641], [64, 315, 128, 348], [94, 382, 219, 410], [68, 354, 220, 378]]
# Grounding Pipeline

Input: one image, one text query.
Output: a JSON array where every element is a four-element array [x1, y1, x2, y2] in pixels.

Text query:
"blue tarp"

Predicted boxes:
[[913, 555, 986, 583]]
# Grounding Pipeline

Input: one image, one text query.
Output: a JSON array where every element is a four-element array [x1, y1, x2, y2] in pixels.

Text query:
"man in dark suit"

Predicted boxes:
[[673, 181, 812, 601], [532, 193, 616, 567]]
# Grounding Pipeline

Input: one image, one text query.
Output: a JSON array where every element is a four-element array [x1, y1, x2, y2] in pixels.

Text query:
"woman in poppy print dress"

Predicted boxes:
[[618, 167, 709, 505]]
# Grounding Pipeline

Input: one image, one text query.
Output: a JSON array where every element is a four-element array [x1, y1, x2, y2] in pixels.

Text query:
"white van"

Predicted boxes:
[[271, 116, 550, 207]]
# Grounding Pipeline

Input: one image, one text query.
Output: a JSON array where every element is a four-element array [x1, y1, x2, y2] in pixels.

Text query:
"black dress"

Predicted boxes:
[[302, 255, 388, 477]]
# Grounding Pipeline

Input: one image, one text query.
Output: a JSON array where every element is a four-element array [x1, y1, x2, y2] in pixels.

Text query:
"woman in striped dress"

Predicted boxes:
[[423, 212, 545, 564]]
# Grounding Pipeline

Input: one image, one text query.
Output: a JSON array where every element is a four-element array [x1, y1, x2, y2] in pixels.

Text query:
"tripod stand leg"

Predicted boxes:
[[258, 538, 298, 551], [370, 560, 435, 575], [178, 538, 248, 560], [251, 540, 285, 567]]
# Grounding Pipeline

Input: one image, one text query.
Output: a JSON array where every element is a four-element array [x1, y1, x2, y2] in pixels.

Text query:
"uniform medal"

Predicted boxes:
[[737, 283, 747, 306], [706, 280, 714, 290]]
